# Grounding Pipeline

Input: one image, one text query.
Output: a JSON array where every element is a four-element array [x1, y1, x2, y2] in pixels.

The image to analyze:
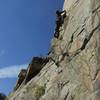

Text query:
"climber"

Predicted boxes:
[[54, 29, 59, 38], [54, 10, 66, 38], [56, 10, 66, 25]]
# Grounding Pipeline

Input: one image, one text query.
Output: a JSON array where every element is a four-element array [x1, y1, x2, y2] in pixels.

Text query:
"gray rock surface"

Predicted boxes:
[[8, 0, 100, 100]]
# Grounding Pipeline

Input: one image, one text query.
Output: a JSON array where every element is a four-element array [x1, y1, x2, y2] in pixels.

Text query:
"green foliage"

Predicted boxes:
[[34, 85, 45, 99], [26, 84, 45, 99], [0, 93, 6, 100]]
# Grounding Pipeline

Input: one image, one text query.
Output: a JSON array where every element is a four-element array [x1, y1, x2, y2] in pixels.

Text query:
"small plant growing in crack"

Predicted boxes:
[[34, 85, 45, 99]]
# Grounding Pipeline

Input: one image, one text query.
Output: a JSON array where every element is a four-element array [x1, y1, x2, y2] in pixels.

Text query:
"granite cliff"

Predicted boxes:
[[8, 0, 100, 100]]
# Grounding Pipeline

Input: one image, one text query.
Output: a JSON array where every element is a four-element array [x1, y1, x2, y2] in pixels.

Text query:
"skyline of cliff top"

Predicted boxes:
[[0, 0, 64, 95]]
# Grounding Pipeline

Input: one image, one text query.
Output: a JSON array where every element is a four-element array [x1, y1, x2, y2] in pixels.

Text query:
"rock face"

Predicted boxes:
[[14, 69, 27, 91], [23, 57, 49, 85], [14, 57, 49, 91], [8, 0, 100, 100]]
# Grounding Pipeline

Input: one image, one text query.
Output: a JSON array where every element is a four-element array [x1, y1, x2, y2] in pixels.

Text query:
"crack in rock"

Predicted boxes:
[[92, 5, 100, 13], [71, 23, 100, 57], [93, 69, 100, 81]]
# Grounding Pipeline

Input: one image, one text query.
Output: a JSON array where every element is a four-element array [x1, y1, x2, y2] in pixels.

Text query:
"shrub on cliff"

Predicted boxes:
[[0, 93, 6, 100]]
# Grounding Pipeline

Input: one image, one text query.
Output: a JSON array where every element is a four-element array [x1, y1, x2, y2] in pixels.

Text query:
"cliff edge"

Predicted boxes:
[[8, 0, 100, 100]]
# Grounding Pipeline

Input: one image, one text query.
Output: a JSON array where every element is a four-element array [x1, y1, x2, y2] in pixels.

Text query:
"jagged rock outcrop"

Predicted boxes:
[[23, 57, 49, 84], [8, 0, 100, 100], [14, 57, 49, 91], [14, 69, 27, 91]]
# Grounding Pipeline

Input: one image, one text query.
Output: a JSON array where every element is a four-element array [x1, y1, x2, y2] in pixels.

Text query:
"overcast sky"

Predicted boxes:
[[0, 0, 64, 95]]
